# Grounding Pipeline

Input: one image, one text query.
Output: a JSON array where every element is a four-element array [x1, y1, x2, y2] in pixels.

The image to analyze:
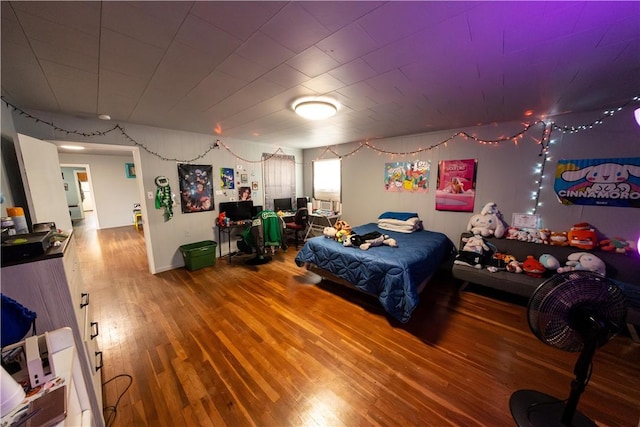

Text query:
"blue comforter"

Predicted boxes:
[[295, 223, 454, 322]]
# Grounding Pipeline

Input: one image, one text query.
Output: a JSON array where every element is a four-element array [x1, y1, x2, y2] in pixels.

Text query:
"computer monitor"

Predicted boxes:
[[219, 201, 253, 221], [296, 197, 308, 209], [273, 198, 293, 212]]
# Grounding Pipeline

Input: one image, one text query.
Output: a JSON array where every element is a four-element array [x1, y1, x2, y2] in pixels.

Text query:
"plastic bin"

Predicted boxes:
[[179, 240, 217, 271]]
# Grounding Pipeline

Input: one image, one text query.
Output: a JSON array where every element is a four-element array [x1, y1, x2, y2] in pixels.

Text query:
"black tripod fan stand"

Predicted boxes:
[[510, 271, 626, 427]]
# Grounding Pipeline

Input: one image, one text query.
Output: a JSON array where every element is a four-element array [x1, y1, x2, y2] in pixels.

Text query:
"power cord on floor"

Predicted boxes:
[[102, 374, 133, 427]]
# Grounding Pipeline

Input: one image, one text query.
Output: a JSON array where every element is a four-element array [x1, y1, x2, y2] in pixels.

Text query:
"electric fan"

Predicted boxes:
[[510, 271, 626, 427]]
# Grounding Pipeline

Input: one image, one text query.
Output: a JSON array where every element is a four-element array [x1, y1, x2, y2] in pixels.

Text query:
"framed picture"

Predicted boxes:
[[240, 173, 248, 183], [435, 159, 477, 212], [251, 181, 259, 191], [220, 167, 235, 189], [178, 164, 214, 213], [238, 186, 252, 201], [125, 163, 136, 178]]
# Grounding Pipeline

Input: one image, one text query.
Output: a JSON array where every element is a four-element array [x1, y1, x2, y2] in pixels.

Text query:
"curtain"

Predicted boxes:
[[262, 153, 295, 211]]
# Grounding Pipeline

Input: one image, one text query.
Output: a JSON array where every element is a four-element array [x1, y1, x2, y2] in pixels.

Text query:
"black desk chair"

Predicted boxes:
[[285, 208, 309, 249]]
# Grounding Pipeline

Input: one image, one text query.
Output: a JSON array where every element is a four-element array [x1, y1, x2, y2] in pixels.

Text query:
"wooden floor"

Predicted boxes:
[[72, 217, 640, 427]]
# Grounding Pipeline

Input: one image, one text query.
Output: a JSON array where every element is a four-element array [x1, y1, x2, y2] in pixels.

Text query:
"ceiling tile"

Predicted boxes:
[[316, 23, 380, 64], [260, 2, 331, 54], [190, 1, 286, 41], [286, 46, 340, 78], [235, 32, 295, 69], [100, 29, 165, 79], [102, 1, 189, 49]]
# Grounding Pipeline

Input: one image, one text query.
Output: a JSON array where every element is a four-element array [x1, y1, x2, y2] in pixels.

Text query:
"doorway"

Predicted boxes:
[[61, 164, 100, 230]]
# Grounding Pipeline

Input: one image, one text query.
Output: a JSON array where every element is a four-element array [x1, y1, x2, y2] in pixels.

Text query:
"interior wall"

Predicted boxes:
[[58, 154, 138, 229], [304, 108, 640, 250], [12, 110, 302, 273]]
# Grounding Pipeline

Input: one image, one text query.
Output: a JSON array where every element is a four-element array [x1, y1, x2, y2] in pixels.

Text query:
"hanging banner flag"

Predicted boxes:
[[435, 159, 477, 212], [554, 157, 640, 208], [384, 160, 430, 192]]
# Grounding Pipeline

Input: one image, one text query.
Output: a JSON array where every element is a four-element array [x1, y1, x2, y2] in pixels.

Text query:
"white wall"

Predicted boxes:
[[304, 108, 640, 250], [11, 110, 303, 273], [58, 153, 138, 229]]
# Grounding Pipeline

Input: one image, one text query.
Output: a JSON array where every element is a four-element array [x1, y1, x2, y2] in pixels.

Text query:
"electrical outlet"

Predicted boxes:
[[147, 191, 153, 199]]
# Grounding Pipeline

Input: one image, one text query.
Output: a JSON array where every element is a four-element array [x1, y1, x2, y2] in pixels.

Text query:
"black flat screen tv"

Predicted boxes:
[[219, 201, 253, 221]]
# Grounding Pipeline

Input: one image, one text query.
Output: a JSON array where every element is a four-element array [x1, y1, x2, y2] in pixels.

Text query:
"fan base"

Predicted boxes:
[[510, 390, 597, 427]]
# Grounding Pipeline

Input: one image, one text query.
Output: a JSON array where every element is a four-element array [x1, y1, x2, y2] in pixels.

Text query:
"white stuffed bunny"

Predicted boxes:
[[557, 252, 606, 276]]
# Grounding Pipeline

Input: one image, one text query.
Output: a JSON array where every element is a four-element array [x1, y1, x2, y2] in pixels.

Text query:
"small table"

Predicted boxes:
[[215, 222, 250, 263], [304, 212, 341, 240]]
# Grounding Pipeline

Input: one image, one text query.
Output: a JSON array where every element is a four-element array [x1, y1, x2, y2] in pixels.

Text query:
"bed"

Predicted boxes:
[[294, 222, 455, 323]]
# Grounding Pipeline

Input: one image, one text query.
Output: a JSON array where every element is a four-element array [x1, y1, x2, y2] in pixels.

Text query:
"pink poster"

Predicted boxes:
[[435, 159, 477, 212]]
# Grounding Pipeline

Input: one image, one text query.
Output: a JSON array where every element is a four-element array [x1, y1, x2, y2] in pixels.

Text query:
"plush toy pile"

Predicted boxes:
[[323, 219, 398, 250]]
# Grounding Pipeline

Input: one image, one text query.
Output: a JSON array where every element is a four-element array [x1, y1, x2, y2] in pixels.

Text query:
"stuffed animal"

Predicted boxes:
[[506, 259, 523, 274], [568, 222, 598, 250], [600, 237, 632, 254], [486, 252, 521, 273], [467, 202, 507, 238], [549, 231, 569, 246], [344, 232, 397, 250], [522, 256, 546, 278], [454, 235, 491, 269], [323, 226, 337, 239], [217, 212, 227, 227], [557, 252, 606, 276], [539, 254, 560, 271], [505, 227, 520, 240], [335, 223, 353, 243], [539, 228, 551, 245]]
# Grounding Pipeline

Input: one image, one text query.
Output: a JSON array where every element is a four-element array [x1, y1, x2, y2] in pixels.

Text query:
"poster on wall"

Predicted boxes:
[[384, 160, 430, 192], [435, 159, 477, 212], [554, 157, 640, 208], [238, 186, 252, 201], [220, 167, 235, 190], [178, 164, 214, 213]]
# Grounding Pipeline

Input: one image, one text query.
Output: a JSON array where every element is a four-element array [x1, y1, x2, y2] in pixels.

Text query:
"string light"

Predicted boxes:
[[2, 95, 638, 165]]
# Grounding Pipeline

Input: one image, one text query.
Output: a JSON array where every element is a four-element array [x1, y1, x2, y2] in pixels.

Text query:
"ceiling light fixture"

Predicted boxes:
[[98, 114, 111, 120], [293, 98, 338, 120], [60, 145, 85, 150], [634, 107, 640, 127]]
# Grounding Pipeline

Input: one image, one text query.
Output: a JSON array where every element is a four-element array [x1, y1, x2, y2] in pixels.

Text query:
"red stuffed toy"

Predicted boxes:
[[568, 222, 598, 250], [522, 255, 545, 278]]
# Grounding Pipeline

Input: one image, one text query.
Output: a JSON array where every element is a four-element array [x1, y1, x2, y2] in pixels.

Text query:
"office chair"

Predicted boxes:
[[285, 208, 309, 249], [239, 210, 288, 265]]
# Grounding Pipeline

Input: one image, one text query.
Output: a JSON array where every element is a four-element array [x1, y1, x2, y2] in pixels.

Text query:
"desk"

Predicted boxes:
[[304, 212, 341, 240], [215, 222, 250, 263]]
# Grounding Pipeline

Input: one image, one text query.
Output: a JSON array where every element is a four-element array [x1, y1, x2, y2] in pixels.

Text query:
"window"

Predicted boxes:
[[313, 158, 341, 201], [262, 153, 295, 211]]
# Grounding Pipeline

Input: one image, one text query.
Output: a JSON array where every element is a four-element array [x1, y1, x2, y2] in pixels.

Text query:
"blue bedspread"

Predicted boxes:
[[295, 223, 454, 322]]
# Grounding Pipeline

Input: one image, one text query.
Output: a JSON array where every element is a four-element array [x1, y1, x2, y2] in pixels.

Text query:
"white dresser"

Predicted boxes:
[[1, 328, 94, 426], [1, 232, 104, 427]]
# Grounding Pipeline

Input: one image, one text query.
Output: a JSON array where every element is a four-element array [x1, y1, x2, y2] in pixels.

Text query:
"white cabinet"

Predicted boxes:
[[1, 233, 104, 427], [1, 328, 92, 426]]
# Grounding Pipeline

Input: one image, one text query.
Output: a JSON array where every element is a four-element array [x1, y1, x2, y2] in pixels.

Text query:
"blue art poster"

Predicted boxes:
[[554, 157, 640, 208], [220, 167, 235, 190], [384, 160, 430, 192]]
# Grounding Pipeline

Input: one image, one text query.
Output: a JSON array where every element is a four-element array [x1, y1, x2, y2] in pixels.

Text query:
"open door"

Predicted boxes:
[[15, 134, 72, 231]]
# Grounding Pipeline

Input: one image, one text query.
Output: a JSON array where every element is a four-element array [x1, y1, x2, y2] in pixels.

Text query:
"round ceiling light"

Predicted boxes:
[[293, 98, 338, 120]]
